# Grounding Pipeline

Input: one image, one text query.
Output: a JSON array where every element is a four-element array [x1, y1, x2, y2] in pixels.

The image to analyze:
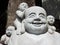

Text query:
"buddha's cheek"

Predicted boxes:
[[24, 22, 48, 35]]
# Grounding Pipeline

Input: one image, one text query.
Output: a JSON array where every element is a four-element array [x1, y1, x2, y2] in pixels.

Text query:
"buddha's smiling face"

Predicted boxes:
[[24, 6, 48, 35]]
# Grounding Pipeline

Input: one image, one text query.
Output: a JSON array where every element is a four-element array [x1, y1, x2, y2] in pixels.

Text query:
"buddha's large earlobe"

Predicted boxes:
[[21, 19, 25, 34]]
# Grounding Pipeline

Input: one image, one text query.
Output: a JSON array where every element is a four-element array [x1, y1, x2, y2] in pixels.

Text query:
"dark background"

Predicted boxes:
[[0, 0, 9, 38]]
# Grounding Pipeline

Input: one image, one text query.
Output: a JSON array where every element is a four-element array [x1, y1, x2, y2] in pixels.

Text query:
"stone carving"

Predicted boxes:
[[47, 15, 56, 34], [14, 2, 29, 34], [1, 26, 15, 45], [47, 15, 60, 45], [8, 6, 60, 45]]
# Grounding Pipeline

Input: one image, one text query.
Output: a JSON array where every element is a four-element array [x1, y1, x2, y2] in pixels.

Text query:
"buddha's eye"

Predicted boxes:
[[28, 13, 36, 18], [39, 13, 45, 18]]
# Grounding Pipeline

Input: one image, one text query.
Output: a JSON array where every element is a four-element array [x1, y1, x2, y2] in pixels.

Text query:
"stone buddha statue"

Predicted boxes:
[[8, 6, 60, 45]]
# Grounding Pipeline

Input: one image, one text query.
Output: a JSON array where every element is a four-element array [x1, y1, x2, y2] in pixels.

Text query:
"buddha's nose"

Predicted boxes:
[[34, 18, 41, 21], [34, 15, 41, 21]]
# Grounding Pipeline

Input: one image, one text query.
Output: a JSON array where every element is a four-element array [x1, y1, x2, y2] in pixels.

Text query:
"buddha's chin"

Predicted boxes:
[[24, 23, 48, 35]]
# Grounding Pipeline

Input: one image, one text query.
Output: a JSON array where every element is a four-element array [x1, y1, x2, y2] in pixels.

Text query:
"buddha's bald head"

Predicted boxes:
[[22, 6, 48, 35], [24, 6, 47, 18]]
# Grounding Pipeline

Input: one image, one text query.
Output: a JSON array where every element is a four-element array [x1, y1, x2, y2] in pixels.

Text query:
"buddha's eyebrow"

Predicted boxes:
[[29, 12, 36, 15], [39, 13, 45, 16]]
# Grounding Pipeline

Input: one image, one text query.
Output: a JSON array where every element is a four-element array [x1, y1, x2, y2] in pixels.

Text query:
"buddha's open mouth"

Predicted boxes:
[[30, 21, 46, 27]]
